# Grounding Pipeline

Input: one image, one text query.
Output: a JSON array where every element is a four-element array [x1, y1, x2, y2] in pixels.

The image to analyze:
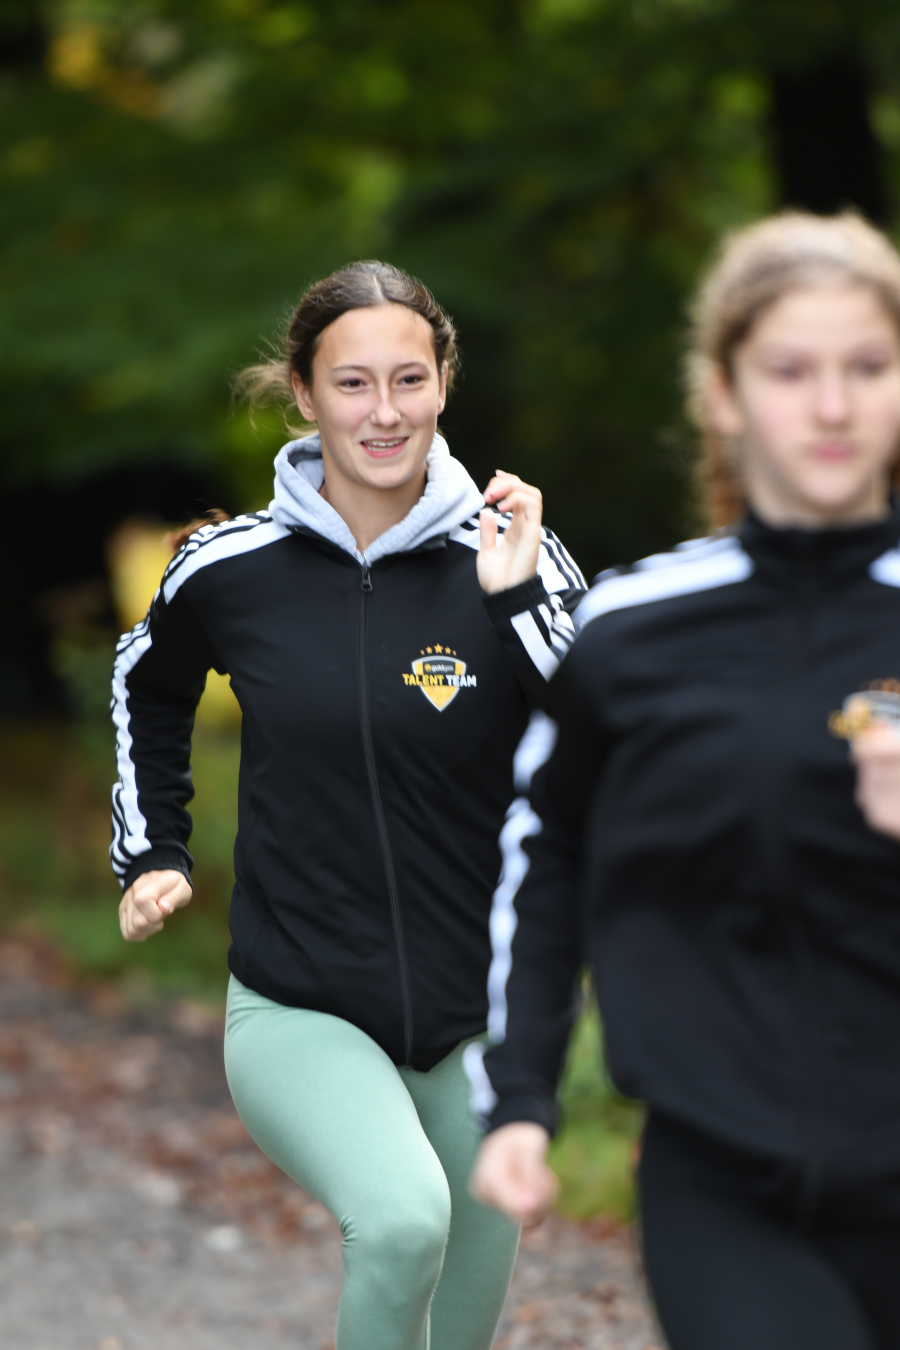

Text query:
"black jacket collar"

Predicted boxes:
[[739, 504, 900, 589]]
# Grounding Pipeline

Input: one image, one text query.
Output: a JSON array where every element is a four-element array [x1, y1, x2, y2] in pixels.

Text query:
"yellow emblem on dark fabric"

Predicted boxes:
[[411, 655, 467, 710], [401, 646, 478, 711]]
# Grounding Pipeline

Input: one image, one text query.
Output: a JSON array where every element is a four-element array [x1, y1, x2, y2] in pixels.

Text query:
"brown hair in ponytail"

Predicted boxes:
[[233, 260, 458, 433]]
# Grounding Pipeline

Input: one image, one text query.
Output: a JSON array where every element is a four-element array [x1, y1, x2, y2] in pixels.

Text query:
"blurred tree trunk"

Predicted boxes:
[[770, 55, 888, 223]]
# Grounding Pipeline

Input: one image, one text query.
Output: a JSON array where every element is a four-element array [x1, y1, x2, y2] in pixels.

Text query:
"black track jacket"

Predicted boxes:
[[479, 510, 900, 1216], [110, 434, 584, 1070]]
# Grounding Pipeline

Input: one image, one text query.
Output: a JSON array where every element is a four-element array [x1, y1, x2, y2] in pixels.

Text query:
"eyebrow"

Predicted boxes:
[[756, 339, 894, 355], [330, 361, 430, 373]]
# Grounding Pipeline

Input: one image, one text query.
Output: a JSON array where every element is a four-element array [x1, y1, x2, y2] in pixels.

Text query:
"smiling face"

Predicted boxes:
[[707, 283, 900, 528], [292, 302, 448, 496]]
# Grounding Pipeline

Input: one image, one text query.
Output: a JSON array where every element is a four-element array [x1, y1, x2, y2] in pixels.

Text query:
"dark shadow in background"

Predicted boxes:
[[771, 54, 888, 224], [0, 468, 233, 715]]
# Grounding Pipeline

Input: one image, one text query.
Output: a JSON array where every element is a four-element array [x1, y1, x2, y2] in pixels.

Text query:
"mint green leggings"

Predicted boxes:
[[224, 976, 519, 1350]]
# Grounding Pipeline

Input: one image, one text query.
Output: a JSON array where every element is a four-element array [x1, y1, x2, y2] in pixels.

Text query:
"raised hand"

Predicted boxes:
[[476, 471, 543, 595], [119, 868, 193, 942], [469, 1121, 558, 1227]]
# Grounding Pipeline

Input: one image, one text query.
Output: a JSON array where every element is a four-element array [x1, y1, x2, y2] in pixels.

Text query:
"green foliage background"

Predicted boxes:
[[7, 0, 900, 1219], [9, 0, 900, 570]]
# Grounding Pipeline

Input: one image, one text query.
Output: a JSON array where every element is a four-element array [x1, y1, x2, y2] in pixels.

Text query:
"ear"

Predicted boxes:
[[705, 364, 744, 438], [291, 371, 317, 424], [436, 361, 449, 416]]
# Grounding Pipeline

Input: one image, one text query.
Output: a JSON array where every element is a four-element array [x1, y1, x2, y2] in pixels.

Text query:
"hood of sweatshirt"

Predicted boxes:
[[269, 432, 485, 565]]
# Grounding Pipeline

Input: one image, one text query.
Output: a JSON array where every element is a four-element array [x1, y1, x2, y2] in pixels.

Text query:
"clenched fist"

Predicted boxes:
[[119, 868, 193, 942], [469, 1121, 557, 1227]]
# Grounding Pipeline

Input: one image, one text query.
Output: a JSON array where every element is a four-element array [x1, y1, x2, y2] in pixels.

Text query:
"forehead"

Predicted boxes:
[[748, 283, 900, 350], [316, 303, 436, 367]]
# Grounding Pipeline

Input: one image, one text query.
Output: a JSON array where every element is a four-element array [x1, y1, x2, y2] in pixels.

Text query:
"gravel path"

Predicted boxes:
[[0, 940, 662, 1350]]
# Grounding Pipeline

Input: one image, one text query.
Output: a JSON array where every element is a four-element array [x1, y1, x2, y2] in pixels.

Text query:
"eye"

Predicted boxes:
[[398, 373, 425, 387], [852, 357, 890, 377], [769, 365, 806, 381], [338, 377, 366, 390]]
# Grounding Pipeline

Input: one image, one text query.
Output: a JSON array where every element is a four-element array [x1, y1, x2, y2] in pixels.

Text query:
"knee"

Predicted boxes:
[[349, 1184, 451, 1283]]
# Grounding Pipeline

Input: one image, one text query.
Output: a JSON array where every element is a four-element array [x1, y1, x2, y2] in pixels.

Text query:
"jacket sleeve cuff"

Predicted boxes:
[[121, 849, 194, 893], [481, 574, 548, 621], [486, 1092, 560, 1137]]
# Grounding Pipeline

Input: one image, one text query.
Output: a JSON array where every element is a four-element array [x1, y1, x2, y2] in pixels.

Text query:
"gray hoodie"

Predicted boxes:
[[269, 432, 486, 564]]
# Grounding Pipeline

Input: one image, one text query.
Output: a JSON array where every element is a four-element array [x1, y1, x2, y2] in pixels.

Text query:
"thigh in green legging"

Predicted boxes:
[[224, 976, 519, 1350]]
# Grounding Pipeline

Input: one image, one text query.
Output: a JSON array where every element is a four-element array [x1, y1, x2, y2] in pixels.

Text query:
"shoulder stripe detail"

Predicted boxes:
[[448, 510, 510, 551], [574, 535, 752, 631], [870, 547, 900, 588], [109, 617, 154, 879], [485, 712, 558, 1045], [162, 514, 290, 604]]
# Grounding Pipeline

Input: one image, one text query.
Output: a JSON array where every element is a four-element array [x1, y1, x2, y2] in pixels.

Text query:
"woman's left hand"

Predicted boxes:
[[851, 723, 900, 840], [477, 471, 543, 595]]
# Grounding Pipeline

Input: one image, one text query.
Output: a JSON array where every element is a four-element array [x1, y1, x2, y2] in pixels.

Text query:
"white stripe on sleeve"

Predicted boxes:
[[485, 711, 559, 1043], [109, 617, 154, 879], [510, 610, 562, 681], [462, 1042, 498, 1119]]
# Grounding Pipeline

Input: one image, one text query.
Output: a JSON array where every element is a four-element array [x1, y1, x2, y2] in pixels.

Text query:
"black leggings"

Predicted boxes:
[[638, 1114, 900, 1350]]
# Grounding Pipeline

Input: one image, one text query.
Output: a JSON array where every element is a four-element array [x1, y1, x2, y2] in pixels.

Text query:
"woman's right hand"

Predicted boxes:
[[119, 869, 193, 942], [851, 723, 900, 841], [469, 1121, 557, 1226]]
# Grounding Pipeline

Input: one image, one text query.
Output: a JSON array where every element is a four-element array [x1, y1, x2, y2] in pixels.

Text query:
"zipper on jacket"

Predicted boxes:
[[357, 562, 414, 1065], [752, 549, 825, 1221]]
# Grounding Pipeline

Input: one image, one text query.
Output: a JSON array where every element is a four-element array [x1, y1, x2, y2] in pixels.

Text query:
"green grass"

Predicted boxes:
[[550, 1002, 643, 1221], [0, 709, 641, 1218], [0, 714, 240, 1002]]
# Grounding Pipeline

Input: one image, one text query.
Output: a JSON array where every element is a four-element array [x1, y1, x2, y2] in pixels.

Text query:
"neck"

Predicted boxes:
[[749, 496, 891, 531], [320, 457, 427, 554], [745, 476, 891, 532]]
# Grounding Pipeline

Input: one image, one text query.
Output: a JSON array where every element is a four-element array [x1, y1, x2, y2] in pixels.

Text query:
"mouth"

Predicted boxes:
[[361, 436, 409, 460], [810, 441, 856, 462]]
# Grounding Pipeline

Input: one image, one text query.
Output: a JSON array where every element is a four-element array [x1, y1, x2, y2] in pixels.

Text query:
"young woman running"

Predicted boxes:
[[470, 213, 900, 1350], [110, 261, 584, 1350]]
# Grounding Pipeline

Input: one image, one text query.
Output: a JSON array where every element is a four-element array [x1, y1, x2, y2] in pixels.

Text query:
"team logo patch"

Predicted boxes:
[[402, 645, 477, 711]]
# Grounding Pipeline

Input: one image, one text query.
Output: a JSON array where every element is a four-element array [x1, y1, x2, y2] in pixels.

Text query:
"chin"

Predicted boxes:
[[797, 484, 883, 522], [361, 461, 421, 489]]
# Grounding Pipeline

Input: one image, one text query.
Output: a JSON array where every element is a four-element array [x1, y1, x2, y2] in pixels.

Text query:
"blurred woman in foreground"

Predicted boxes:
[[471, 213, 900, 1350]]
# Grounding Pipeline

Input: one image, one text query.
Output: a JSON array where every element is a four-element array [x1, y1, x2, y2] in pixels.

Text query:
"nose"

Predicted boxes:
[[813, 369, 852, 426], [370, 382, 402, 427]]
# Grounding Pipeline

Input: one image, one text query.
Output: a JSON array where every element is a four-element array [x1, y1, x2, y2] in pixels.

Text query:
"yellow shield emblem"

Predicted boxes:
[[412, 656, 466, 711]]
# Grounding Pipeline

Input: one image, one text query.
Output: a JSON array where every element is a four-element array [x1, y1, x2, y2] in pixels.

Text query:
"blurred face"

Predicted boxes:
[[292, 303, 447, 494], [707, 284, 900, 527]]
